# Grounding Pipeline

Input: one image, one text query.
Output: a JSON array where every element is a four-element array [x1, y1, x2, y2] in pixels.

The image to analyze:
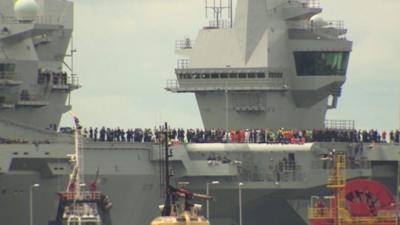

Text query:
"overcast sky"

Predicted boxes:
[[62, 0, 400, 130]]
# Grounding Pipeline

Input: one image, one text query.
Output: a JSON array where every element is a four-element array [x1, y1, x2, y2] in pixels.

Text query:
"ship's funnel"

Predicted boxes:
[[14, 0, 38, 23]]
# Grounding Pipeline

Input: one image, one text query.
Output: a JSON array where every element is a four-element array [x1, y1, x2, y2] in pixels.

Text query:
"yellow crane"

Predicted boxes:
[[309, 154, 398, 225]]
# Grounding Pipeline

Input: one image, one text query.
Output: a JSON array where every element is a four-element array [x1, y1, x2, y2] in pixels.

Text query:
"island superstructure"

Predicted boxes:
[[0, 0, 79, 142], [167, 0, 352, 129], [1, 1, 399, 225]]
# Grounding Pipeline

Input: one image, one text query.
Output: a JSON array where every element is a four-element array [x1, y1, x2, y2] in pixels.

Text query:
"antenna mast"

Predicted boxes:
[[63, 37, 77, 106], [205, 0, 233, 28], [161, 122, 172, 216], [71, 112, 84, 198], [164, 122, 170, 199]]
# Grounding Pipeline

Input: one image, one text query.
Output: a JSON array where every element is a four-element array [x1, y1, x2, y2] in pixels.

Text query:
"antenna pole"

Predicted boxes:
[[68, 36, 75, 106], [214, 0, 216, 18], [161, 122, 172, 216], [230, 0, 233, 28], [164, 122, 170, 194], [205, 0, 208, 18]]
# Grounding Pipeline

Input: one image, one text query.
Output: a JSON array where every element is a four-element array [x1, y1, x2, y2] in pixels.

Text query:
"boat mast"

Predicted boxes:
[[162, 122, 172, 216], [164, 122, 170, 199], [71, 112, 84, 198]]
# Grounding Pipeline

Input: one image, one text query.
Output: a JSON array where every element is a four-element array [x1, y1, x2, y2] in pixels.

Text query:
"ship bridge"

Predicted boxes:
[[167, 0, 352, 130], [0, 0, 79, 136]]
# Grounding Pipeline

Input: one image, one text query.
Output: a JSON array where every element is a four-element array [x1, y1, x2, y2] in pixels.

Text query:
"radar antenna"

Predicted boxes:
[[205, 0, 233, 28]]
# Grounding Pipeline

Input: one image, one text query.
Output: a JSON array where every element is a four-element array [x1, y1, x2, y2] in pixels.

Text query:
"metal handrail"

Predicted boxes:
[[35, 15, 62, 24], [177, 59, 191, 69], [308, 208, 334, 219], [60, 191, 101, 201], [238, 168, 304, 183], [175, 79, 284, 84], [39, 71, 79, 87], [54, 76, 79, 86], [0, 16, 61, 24], [176, 73, 278, 80], [206, 20, 232, 29], [287, 20, 345, 30], [166, 79, 180, 89], [0, 72, 16, 79], [19, 94, 46, 102], [324, 20, 344, 29], [166, 79, 285, 89], [324, 120, 355, 130], [299, 0, 320, 8], [68, 76, 79, 86], [0, 16, 17, 24], [176, 39, 195, 50], [311, 159, 370, 170]]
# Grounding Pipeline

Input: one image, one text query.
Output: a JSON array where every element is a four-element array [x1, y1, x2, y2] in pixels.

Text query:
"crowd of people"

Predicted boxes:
[[80, 127, 400, 145], [82, 127, 155, 142], [37, 69, 68, 85], [2, 127, 398, 146]]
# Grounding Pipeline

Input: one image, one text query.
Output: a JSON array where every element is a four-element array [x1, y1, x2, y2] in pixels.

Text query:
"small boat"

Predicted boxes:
[[151, 123, 212, 225], [48, 113, 112, 225]]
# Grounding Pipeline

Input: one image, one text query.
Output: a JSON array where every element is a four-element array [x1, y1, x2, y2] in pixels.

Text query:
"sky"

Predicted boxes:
[[61, 0, 400, 131]]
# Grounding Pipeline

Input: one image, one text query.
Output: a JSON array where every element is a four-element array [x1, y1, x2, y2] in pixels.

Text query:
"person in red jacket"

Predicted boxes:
[[230, 128, 236, 143]]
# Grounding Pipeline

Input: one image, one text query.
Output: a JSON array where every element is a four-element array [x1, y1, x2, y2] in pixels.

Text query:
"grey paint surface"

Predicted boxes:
[[0, 1, 398, 225]]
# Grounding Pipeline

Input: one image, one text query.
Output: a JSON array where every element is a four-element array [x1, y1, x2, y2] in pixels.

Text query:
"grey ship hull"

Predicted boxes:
[[0, 172, 161, 225], [1, 141, 399, 225], [0, 143, 162, 225]]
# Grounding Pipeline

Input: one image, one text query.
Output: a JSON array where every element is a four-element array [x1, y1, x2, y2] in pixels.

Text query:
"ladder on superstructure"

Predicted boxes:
[[327, 154, 346, 225]]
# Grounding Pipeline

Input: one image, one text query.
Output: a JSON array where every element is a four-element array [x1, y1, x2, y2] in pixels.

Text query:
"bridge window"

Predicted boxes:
[[211, 73, 219, 79], [257, 72, 266, 78], [0, 63, 15, 72], [294, 51, 350, 76], [177, 71, 270, 79], [229, 73, 238, 79], [268, 72, 283, 78]]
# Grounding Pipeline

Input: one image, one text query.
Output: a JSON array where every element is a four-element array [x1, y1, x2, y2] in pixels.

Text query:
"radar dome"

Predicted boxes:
[[14, 0, 39, 23]]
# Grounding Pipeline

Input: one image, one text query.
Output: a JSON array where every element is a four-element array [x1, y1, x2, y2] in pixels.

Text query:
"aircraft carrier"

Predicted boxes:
[[0, 0, 399, 225]]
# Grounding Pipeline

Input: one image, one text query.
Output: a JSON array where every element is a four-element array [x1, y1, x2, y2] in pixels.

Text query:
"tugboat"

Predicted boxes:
[[308, 153, 398, 225], [151, 123, 212, 225], [48, 113, 112, 225]]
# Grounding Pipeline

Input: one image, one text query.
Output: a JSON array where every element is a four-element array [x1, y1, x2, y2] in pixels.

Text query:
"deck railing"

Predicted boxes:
[[60, 191, 101, 201], [308, 208, 334, 219], [287, 20, 345, 30], [206, 19, 232, 29], [176, 59, 191, 69], [176, 39, 195, 50], [299, 0, 320, 8], [0, 15, 62, 24], [0, 72, 16, 79], [324, 120, 355, 130]]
